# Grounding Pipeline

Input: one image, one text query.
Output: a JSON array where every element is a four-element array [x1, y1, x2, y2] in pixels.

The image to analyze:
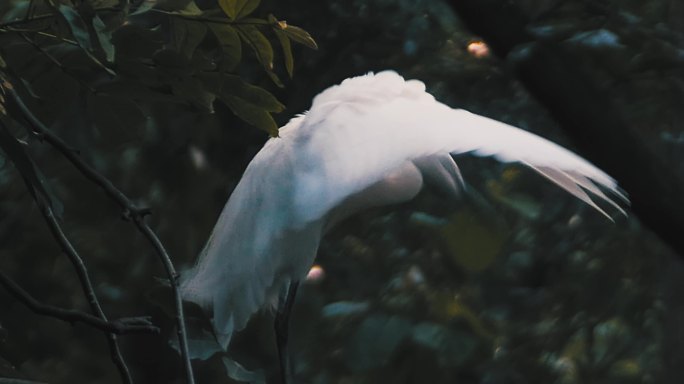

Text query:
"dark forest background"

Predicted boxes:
[[1, 0, 683, 383]]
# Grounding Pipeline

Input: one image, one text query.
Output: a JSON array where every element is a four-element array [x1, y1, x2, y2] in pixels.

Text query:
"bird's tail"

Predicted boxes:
[[179, 261, 237, 352]]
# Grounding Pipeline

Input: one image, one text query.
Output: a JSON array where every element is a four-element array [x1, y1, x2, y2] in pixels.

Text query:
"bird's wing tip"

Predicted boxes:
[[524, 163, 629, 220]]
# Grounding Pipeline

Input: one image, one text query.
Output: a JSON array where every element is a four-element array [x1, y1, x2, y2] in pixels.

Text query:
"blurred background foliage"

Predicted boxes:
[[0, 0, 683, 383]]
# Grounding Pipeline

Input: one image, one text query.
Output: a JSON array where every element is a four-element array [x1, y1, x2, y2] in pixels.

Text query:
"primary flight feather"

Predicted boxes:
[[180, 71, 626, 351]]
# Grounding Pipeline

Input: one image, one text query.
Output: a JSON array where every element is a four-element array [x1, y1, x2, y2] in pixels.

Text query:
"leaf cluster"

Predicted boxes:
[[0, 1, 317, 382], [0, 0, 317, 136]]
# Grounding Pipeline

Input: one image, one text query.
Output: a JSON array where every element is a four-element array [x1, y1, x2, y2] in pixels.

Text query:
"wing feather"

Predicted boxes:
[[180, 71, 627, 354], [291, 72, 625, 223]]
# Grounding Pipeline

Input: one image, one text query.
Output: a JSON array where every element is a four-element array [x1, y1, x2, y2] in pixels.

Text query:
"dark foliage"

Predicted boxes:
[[0, 0, 682, 383]]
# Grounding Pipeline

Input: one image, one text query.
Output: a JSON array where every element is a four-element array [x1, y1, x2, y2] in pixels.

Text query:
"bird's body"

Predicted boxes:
[[180, 71, 626, 352]]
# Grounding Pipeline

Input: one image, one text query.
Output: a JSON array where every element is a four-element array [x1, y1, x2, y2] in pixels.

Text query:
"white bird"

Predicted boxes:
[[179, 71, 626, 379]]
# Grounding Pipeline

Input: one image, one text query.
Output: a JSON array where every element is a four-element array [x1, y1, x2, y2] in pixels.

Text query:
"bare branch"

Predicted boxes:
[[5, 74, 196, 384], [0, 119, 134, 384], [0, 270, 160, 335]]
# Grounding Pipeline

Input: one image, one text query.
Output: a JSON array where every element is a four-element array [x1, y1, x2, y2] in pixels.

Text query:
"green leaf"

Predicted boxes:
[[220, 74, 284, 112], [177, 1, 203, 16], [235, 0, 260, 19], [235, 25, 273, 71], [217, 0, 236, 19], [198, 72, 283, 111], [208, 24, 241, 71], [221, 94, 278, 136], [265, 69, 284, 88], [172, 78, 216, 113], [152, 49, 193, 77], [198, 73, 283, 134], [92, 14, 115, 62], [173, 18, 208, 59], [1, 1, 30, 21], [273, 29, 293, 78], [130, 0, 157, 16], [111, 23, 164, 59], [207, 72, 284, 134], [283, 25, 318, 49], [269, 14, 293, 77], [54, 5, 115, 75], [218, 0, 260, 20], [223, 357, 266, 384], [56, 5, 92, 50], [157, 0, 199, 14], [236, 24, 283, 86]]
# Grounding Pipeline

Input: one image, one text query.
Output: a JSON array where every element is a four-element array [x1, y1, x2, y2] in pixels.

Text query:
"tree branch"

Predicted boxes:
[[0, 12, 54, 29], [0, 119, 133, 384], [134, 216, 195, 384], [0, 270, 160, 335], [0, 6, 271, 30], [0, 27, 79, 46], [4, 75, 196, 384], [17, 33, 99, 92]]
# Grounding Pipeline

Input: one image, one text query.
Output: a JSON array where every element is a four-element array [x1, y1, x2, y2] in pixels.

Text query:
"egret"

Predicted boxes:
[[180, 71, 627, 382]]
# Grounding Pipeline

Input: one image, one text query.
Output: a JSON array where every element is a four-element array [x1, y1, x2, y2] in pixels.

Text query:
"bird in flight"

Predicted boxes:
[[180, 71, 627, 383]]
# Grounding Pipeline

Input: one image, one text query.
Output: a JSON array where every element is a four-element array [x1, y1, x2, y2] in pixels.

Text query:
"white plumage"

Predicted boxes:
[[180, 71, 626, 350]]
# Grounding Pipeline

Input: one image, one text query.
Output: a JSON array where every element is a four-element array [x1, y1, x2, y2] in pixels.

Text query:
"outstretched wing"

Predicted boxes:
[[180, 71, 628, 354], [289, 71, 627, 225]]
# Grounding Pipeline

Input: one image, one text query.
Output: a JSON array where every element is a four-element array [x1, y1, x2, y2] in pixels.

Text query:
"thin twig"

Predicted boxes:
[[148, 8, 272, 26], [0, 270, 160, 335], [0, 120, 133, 384], [18, 33, 99, 93], [7, 85, 139, 217], [0, 3, 139, 30], [0, 26, 79, 46], [0, 6, 272, 29], [0, 12, 54, 28], [6, 76, 196, 384]]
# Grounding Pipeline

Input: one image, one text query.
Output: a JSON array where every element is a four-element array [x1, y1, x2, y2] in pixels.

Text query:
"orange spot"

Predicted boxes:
[[306, 265, 325, 283], [467, 41, 490, 58]]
